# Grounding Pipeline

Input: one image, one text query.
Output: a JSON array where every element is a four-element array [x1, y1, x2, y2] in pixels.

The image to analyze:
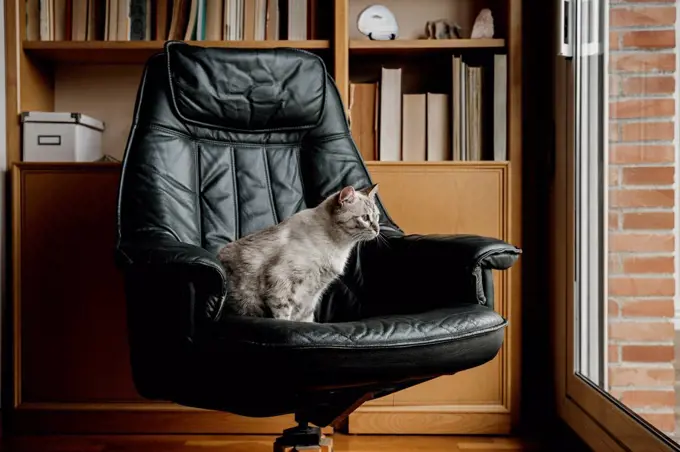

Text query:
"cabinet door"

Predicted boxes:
[[10, 163, 307, 435], [348, 162, 512, 434]]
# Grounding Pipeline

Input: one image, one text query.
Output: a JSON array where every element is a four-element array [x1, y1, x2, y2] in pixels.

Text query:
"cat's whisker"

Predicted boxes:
[[377, 232, 392, 249]]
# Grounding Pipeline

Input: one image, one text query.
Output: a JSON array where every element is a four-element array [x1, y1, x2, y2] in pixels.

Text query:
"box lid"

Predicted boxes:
[[21, 111, 105, 131]]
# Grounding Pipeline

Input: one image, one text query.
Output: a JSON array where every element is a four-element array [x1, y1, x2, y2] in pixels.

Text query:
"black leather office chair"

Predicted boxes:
[[115, 41, 521, 451]]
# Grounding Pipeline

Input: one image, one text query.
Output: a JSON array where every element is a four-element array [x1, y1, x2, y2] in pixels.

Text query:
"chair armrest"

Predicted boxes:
[[390, 233, 520, 305], [116, 237, 228, 322], [386, 233, 520, 269], [115, 236, 228, 399], [356, 232, 521, 318]]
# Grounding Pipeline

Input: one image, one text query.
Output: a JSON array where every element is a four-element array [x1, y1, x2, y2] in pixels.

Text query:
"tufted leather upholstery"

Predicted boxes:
[[115, 41, 521, 427]]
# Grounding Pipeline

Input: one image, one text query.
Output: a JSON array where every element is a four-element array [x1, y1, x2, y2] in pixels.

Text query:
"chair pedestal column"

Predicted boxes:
[[273, 423, 333, 452]]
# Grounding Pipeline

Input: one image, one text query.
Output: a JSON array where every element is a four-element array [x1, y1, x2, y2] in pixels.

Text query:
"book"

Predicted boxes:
[[402, 94, 426, 161], [426, 93, 450, 161], [349, 83, 379, 162], [452, 56, 462, 160], [379, 67, 402, 161], [468, 66, 483, 161], [493, 54, 508, 161]]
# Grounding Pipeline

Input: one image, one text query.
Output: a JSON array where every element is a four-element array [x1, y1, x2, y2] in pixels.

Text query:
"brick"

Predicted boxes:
[[610, 123, 620, 142], [610, 99, 674, 119], [610, 145, 674, 163], [610, 53, 675, 73], [621, 255, 674, 273], [609, 167, 621, 186], [640, 413, 675, 434], [609, 254, 622, 273], [609, 189, 674, 208], [609, 345, 620, 363], [620, 121, 674, 141], [622, 212, 674, 230], [608, 278, 675, 297], [609, 232, 675, 252], [622, 166, 674, 185], [610, 389, 624, 401], [621, 299, 675, 317], [609, 320, 674, 341], [622, 345, 674, 363], [610, 6, 676, 27], [609, 367, 674, 387], [611, 31, 621, 50], [609, 298, 621, 316], [610, 75, 621, 96], [609, 212, 621, 230], [619, 390, 675, 408], [609, 232, 674, 252], [622, 76, 675, 95], [622, 30, 675, 49]]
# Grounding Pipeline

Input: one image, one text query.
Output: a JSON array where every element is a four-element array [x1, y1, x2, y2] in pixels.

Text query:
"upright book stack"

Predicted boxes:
[[348, 53, 508, 163], [26, 0, 315, 41]]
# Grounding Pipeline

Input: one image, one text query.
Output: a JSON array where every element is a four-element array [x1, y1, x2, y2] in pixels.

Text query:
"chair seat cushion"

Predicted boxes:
[[216, 303, 505, 350], [201, 304, 506, 392]]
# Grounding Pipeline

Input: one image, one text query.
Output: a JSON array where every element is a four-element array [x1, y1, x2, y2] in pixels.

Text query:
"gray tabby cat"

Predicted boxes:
[[217, 184, 381, 322]]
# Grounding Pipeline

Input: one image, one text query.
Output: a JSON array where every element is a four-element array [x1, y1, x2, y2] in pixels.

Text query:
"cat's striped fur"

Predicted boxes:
[[217, 184, 380, 322]]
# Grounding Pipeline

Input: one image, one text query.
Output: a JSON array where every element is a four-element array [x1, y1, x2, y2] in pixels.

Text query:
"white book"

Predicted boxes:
[[426, 93, 450, 161], [379, 67, 402, 161], [402, 94, 426, 161]]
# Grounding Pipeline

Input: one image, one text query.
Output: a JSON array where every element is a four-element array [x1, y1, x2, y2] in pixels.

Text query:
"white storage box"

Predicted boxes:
[[21, 112, 105, 162]]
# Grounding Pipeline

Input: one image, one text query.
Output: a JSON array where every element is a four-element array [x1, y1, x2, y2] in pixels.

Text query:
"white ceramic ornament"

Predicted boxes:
[[357, 5, 398, 40]]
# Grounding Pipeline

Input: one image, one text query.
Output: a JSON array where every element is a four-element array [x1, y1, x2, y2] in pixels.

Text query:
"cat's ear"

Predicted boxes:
[[338, 186, 356, 206], [360, 183, 379, 200]]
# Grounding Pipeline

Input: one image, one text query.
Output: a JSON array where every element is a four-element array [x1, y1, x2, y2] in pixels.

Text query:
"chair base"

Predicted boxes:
[[273, 423, 333, 452]]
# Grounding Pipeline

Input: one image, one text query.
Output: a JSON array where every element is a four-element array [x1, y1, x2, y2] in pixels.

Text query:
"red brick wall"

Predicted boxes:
[[608, 1, 677, 435]]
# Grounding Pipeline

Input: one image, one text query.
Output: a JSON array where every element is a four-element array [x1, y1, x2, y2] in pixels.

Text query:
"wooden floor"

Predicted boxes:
[[0, 434, 587, 452]]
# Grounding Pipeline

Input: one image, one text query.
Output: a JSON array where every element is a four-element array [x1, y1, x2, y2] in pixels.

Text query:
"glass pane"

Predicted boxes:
[[573, 0, 679, 440]]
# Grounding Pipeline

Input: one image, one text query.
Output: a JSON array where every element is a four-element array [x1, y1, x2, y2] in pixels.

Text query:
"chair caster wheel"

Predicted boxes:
[[273, 435, 332, 452], [273, 423, 333, 452]]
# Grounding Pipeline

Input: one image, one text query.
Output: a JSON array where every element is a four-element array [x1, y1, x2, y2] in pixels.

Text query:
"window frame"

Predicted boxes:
[[552, 1, 680, 450]]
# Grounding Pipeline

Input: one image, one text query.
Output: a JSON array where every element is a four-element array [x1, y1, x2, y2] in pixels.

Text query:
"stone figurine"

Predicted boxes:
[[425, 19, 463, 39], [470, 8, 494, 39]]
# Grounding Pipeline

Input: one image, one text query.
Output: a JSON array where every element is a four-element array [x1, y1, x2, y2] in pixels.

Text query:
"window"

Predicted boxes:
[[555, 0, 680, 450]]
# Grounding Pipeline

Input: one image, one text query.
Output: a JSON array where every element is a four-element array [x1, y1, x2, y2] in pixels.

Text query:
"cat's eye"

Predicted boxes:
[[361, 214, 370, 222]]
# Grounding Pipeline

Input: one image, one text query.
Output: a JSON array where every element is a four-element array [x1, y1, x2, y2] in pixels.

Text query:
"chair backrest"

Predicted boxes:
[[116, 41, 397, 253]]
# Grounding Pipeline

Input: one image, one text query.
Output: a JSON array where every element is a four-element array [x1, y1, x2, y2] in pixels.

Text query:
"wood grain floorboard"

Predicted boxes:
[[0, 435, 553, 452]]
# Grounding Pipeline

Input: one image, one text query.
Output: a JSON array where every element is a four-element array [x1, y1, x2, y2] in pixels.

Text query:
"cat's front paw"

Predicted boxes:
[[300, 314, 316, 323]]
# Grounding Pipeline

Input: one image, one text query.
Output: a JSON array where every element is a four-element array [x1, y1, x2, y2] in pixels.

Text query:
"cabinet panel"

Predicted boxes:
[[9, 163, 304, 434], [17, 164, 138, 404], [369, 163, 504, 237], [348, 162, 511, 433]]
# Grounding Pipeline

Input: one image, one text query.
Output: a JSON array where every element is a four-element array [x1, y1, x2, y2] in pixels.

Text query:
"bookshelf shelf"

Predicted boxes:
[[349, 39, 505, 54], [364, 160, 509, 166], [22, 40, 331, 64]]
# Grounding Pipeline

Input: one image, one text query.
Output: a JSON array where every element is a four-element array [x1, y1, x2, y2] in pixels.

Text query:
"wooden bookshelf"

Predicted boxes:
[[23, 40, 332, 63], [4, 0, 523, 439], [349, 38, 506, 54]]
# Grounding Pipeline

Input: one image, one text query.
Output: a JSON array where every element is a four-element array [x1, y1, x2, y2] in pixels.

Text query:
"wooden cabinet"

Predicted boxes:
[[9, 162, 514, 435], [346, 162, 513, 434], [8, 163, 307, 434]]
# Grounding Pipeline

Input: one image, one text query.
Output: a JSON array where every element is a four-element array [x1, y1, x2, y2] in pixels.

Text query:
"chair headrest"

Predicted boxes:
[[165, 41, 327, 132]]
